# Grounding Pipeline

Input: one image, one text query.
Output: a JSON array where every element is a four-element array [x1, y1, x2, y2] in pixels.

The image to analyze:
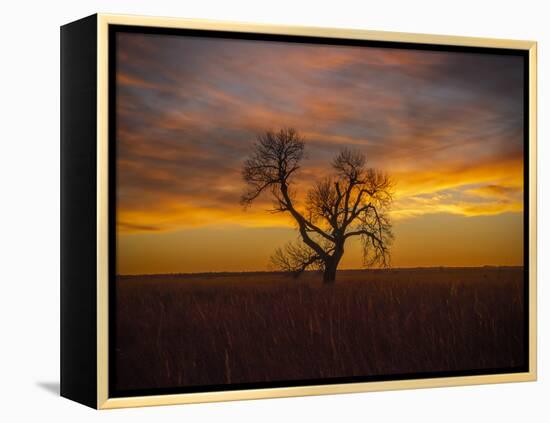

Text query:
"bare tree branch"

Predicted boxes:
[[271, 241, 324, 278], [242, 129, 395, 283], [241, 128, 304, 206]]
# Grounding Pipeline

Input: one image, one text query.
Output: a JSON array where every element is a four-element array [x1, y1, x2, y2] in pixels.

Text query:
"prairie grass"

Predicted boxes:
[[114, 267, 524, 392]]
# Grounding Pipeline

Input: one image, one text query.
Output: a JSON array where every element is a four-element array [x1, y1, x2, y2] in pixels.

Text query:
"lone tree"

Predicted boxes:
[[241, 128, 394, 283]]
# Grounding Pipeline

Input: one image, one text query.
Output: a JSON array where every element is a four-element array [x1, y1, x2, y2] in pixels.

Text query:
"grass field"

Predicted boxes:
[[113, 267, 525, 392]]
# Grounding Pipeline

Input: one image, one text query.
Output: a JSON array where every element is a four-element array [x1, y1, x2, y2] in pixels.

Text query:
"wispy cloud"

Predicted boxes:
[[115, 32, 524, 236]]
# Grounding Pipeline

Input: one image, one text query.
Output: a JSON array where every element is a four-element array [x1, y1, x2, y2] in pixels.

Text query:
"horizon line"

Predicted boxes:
[[117, 265, 524, 278]]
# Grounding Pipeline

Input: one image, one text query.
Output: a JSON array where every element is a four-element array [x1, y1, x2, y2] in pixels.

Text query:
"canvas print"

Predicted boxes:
[[112, 29, 527, 395]]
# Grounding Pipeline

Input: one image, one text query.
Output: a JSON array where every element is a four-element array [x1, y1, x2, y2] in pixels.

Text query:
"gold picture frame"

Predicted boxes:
[[60, 13, 537, 409]]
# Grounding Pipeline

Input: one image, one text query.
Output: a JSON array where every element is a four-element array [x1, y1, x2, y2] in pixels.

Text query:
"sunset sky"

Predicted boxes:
[[115, 32, 524, 275]]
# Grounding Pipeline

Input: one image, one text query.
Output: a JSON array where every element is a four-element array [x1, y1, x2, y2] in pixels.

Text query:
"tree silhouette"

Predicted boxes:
[[241, 128, 394, 283]]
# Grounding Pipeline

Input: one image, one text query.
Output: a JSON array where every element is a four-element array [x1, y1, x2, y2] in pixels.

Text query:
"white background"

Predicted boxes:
[[0, 0, 547, 421]]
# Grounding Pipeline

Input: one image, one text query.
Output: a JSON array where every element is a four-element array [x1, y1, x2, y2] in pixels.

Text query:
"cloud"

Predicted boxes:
[[467, 184, 523, 200], [114, 32, 525, 234]]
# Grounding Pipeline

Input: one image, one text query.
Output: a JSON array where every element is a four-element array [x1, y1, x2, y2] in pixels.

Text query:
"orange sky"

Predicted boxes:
[[115, 32, 525, 275]]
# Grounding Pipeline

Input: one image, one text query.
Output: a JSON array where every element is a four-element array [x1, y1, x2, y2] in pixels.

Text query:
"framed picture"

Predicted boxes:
[[60, 14, 537, 409]]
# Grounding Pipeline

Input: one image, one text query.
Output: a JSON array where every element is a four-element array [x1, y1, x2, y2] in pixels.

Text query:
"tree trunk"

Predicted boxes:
[[322, 251, 343, 284], [322, 263, 337, 284]]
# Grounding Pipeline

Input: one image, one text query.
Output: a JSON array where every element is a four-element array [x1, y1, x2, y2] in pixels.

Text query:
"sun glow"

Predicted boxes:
[[115, 33, 524, 274]]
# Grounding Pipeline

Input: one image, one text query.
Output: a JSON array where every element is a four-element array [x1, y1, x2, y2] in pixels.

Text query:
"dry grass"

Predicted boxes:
[[114, 267, 525, 392]]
